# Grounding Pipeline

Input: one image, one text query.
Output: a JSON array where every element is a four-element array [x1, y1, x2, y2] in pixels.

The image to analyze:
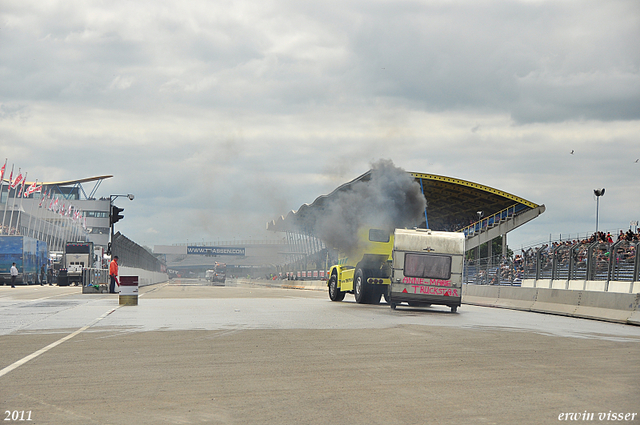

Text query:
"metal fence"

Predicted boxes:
[[464, 240, 640, 285], [112, 231, 165, 272]]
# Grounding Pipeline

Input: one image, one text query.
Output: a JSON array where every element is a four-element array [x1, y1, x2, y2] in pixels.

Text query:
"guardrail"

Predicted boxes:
[[464, 239, 640, 288], [462, 284, 640, 325], [459, 204, 528, 237]]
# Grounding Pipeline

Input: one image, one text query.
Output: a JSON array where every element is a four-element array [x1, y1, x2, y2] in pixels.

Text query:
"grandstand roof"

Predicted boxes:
[[5, 175, 114, 186], [267, 170, 542, 233]]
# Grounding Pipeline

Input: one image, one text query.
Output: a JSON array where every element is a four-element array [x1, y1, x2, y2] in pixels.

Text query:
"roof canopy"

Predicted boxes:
[[268, 170, 541, 234]]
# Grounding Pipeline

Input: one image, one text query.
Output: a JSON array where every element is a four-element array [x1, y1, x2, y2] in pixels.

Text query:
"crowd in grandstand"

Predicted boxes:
[[467, 228, 640, 285], [0, 225, 20, 235]]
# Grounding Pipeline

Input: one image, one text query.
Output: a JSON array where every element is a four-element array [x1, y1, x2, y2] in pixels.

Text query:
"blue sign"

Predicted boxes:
[[187, 246, 246, 256]]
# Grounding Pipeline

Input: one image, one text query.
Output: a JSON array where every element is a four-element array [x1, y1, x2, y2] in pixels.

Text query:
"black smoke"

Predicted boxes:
[[309, 159, 426, 254]]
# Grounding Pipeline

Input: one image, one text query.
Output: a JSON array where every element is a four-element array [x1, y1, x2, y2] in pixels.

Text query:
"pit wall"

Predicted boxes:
[[462, 284, 640, 326], [119, 266, 168, 287]]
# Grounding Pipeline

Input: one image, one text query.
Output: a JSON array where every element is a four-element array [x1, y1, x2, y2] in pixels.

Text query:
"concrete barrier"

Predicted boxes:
[[572, 291, 639, 323], [460, 285, 500, 307], [585, 280, 606, 292], [632, 282, 640, 294], [119, 267, 168, 287], [551, 280, 568, 290], [535, 279, 551, 289], [531, 288, 580, 316], [493, 286, 537, 311], [462, 284, 640, 325], [521, 279, 535, 288], [607, 281, 632, 294], [567, 280, 585, 291]]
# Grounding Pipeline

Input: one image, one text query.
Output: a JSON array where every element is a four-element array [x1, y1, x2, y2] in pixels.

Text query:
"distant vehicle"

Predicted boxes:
[[0, 235, 48, 285], [59, 241, 94, 286], [209, 262, 226, 285]]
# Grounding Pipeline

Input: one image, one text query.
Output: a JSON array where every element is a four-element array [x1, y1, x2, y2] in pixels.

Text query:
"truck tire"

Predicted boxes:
[[354, 268, 369, 304], [328, 272, 345, 302]]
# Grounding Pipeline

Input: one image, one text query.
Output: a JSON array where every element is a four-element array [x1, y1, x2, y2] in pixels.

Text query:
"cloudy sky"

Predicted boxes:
[[1, 0, 639, 251]]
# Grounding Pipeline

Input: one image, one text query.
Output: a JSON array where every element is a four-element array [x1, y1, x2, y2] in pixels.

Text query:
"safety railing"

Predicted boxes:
[[460, 204, 528, 237], [465, 240, 640, 286], [82, 268, 109, 287]]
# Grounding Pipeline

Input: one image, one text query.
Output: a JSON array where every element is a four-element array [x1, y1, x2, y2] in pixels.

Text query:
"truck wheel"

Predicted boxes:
[[328, 272, 345, 302], [451, 306, 458, 313], [354, 268, 369, 304], [390, 302, 397, 310]]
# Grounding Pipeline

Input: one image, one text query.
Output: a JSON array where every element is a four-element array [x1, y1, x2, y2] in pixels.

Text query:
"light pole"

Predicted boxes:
[[594, 188, 605, 235], [108, 193, 134, 257]]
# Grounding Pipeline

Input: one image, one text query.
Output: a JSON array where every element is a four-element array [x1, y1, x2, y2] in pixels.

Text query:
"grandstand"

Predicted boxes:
[[0, 175, 164, 275], [267, 169, 545, 265], [154, 240, 295, 279]]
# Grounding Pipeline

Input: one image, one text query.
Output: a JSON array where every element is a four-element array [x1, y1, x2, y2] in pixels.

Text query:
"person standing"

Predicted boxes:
[[109, 256, 119, 294], [10, 262, 18, 288]]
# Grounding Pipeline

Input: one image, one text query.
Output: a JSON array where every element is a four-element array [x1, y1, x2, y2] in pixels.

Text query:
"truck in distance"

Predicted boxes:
[[207, 262, 226, 285], [0, 235, 47, 285], [58, 241, 94, 286]]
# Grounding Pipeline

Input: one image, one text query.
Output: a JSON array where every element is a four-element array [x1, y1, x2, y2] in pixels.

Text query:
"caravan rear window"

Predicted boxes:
[[404, 253, 451, 280]]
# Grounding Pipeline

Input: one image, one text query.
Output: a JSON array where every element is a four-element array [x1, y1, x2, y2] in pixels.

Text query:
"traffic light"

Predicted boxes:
[[110, 205, 125, 225]]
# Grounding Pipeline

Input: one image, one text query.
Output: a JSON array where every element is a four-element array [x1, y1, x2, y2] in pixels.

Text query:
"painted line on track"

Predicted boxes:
[[0, 305, 123, 378]]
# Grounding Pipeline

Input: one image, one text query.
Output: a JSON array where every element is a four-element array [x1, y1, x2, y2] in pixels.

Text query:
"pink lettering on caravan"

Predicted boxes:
[[410, 286, 458, 296], [402, 277, 452, 287]]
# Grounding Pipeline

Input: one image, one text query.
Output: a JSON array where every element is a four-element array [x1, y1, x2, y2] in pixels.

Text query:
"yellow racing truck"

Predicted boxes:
[[327, 227, 394, 304], [327, 227, 464, 312]]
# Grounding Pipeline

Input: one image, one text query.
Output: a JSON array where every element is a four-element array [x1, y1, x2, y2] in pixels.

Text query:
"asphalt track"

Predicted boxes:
[[1, 279, 639, 425]]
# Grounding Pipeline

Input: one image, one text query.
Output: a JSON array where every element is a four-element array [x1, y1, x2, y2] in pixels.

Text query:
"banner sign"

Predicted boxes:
[[187, 246, 246, 256]]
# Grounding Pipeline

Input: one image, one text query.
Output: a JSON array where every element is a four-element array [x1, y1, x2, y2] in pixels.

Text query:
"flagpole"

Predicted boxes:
[[50, 198, 59, 251], [2, 164, 14, 234], [16, 173, 27, 235], [35, 188, 47, 239], [0, 158, 7, 233], [45, 208, 55, 253], [54, 215, 62, 252], [31, 186, 41, 238], [8, 169, 21, 235], [17, 173, 28, 236]]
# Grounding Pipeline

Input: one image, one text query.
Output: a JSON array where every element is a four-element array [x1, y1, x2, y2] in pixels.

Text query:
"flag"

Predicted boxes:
[[18, 175, 26, 197], [11, 170, 23, 190], [8, 167, 13, 188], [25, 180, 37, 197], [0, 159, 6, 183]]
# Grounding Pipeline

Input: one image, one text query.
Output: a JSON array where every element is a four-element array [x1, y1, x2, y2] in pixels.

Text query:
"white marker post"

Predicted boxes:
[[119, 276, 139, 306]]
